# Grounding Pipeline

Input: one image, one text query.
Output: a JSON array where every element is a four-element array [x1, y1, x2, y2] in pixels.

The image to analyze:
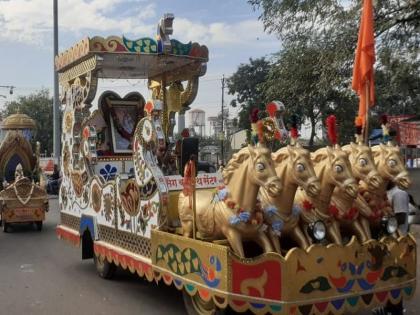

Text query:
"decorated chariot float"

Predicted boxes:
[[0, 112, 48, 232], [55, 14, 416, 315]]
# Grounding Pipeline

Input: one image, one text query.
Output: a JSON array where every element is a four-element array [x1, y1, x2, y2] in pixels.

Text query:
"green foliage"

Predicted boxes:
[[249, 0, 420, 51], [376, 48, 420, 115], [1, 89, 54, 154], [243, 0, 420, 144], [227, 57, 271, 131], [263, 36, 357, 145]]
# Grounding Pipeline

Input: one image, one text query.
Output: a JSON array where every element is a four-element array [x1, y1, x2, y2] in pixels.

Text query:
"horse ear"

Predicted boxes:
[[371, 145, 381, 159], [312, 150, 327, 164], [272, 147, 289, 163], [248, 145, 256, 159]]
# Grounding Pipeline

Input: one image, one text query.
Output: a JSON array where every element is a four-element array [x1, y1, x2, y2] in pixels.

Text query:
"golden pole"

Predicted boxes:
[[364, 81, 370, 144], [192, 159, 197, 239]]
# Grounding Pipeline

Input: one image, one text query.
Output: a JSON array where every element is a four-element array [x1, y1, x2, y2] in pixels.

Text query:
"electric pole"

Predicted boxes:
[[221, 75, 225, 165], [53, 0, 61, 163]]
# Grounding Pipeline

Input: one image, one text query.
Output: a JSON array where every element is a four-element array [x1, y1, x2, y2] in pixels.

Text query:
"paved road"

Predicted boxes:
[[0, 198, 419, 315], [0, 198, 185, 315]]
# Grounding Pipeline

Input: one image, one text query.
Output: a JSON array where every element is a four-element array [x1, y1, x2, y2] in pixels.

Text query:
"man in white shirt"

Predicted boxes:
[[387, 182, 409, 235]]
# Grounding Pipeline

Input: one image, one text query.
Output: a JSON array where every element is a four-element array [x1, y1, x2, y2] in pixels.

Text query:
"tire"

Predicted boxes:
[[36, 221, 43, 231], [372, 300, 404, 315], [384, 301, 404, 315], [93, 254, 116, 279], [182, 290, 224, 315], [2, 221, 9, 233]]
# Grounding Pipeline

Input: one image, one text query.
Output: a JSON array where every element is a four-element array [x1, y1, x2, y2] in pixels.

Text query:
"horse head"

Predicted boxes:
[[272, 144, 320, 198], [248, 145, 282, 198], [344, 142, 383, 191], [372, 143, 411, 190], [312, 146, 358, 199]]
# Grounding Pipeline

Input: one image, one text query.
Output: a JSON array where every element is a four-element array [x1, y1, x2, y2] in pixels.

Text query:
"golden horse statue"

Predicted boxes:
[[178, 145, 283, 257], [259, 144, 320, 253], [295, 146, 358, 245], [359, 142, 411, 223], [329, 142, 384, 241]]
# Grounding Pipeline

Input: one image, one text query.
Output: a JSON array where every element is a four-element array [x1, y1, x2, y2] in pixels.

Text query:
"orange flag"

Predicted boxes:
[[352, 0, 376, 123]]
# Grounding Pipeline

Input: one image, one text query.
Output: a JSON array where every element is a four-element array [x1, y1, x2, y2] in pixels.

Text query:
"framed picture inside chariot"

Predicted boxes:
[[109, 103, 138, 153]]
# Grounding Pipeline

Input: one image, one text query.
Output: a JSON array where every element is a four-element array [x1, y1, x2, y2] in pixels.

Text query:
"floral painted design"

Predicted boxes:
[[156, 244, 222, 288], [91, 183, 102, 213], [60, 186, 68, 209], [137, 201, 159, 234], [121, 181, 140, 217], [100, 164, 117, 181], [103, 193, 113, 222]]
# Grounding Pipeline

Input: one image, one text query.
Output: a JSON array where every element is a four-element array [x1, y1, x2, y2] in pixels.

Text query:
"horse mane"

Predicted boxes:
[[222, 147, 251, 183], [271, 147, 289, 163]]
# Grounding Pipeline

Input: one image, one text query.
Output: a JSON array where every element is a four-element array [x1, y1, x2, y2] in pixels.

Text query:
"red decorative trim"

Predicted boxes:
[[375, 291, 388, 302], [56, 225, 80, 247], [93, 242, 153, 281]]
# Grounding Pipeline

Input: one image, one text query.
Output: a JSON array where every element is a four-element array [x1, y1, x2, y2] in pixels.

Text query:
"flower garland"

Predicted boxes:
[[263, 205, 283, 236], [302, 200, 315, 212], [329, 204, 359, 221], [213, 186, 283, 234], [13, 180, 35, 205]]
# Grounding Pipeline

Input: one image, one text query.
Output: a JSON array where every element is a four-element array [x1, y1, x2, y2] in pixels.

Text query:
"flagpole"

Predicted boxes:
[[364, 81, 370, 144]]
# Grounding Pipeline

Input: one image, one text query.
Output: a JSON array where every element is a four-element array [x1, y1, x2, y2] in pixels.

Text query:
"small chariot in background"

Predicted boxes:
[[0, 112, 48, 232]]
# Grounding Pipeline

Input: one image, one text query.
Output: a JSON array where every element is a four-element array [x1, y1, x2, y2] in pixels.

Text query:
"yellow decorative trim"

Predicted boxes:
[[58, 57, 97, 85]]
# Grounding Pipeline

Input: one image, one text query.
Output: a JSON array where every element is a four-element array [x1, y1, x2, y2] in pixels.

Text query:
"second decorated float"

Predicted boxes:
[[0, 112, 48, 232]]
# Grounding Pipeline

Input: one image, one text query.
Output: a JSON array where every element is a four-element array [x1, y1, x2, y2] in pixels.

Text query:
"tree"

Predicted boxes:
[[248, 0, 420, 143], [227, 57, 271, 131], [1, 89, 54, 154], [249, 0, 419, 51], [375, 48, 420, 116], [262, 37, 357, 145]]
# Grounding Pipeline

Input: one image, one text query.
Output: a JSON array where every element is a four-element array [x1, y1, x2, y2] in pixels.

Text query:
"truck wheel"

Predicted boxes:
[[372, 301, 404, 315], [182, 290, 224, 315], [94, 254, 116, 279], [2, 221, 9, 233], [36, 221, 43, 231], [385, 301, 404, 315]]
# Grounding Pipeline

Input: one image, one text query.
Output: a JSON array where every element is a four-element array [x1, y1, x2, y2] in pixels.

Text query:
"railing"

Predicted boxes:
[[401, 147, 420, 169]]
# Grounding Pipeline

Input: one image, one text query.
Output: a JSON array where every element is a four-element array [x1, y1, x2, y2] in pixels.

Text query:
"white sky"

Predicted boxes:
[[0, 0, 281, 135]]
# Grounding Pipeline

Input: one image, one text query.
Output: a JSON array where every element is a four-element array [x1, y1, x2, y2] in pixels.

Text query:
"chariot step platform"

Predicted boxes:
[[55, 14, 416, 315]]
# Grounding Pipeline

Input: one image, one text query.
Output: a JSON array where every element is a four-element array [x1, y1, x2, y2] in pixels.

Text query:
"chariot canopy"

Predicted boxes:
[[55, 13, 208, 94]]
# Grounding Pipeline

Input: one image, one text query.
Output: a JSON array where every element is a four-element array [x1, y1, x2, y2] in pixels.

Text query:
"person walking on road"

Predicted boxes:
[[387, 182, 410, 235]]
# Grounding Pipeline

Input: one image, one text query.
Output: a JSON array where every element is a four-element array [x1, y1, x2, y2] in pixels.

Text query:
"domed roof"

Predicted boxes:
[[0, 112, 36, 130]]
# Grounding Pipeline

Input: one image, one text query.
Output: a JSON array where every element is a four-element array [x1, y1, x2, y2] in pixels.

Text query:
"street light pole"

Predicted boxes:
[[53, 0, 61, 162]]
